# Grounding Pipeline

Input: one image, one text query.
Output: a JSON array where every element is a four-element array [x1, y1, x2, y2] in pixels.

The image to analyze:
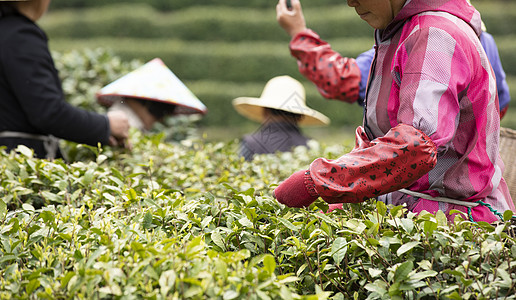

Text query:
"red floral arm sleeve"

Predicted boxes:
[[289, 29, 361, 103], [307, 124, 437, 203]]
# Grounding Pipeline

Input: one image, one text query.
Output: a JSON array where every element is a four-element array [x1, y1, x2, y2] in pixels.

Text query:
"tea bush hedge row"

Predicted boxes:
[[42, 3, 516, 42], [47, 0, 515, 14], [48, 0, 357, 10], [42, 5, 373, 42], [48, 37, 372, 81], [41, 3, 516, 82]]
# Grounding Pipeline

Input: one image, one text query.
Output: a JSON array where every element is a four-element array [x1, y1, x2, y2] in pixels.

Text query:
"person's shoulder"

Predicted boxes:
[[407, 12, 476, 47], [0, 14, 47, 52], [0, 13, 32, 28], [0, 14, 41, 38]]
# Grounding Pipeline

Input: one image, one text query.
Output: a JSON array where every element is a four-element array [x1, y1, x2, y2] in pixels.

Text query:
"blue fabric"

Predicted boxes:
[[480, 32, 511, 110], [355, 47, 375, 106], [239, 121, 309, 161]]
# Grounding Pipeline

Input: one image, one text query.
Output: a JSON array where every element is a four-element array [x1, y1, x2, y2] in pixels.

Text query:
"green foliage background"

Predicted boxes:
[[39, 0, 516, 132]]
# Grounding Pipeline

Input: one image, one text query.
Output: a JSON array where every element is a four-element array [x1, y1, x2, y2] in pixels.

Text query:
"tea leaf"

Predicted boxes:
[[396, 241, 420, 256], [393, 261, 413, 283], [263, 255, 276, 275], [331, 237, 348, 264]]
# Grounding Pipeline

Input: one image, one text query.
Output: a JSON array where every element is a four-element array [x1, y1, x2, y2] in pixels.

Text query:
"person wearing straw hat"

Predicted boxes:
[[233, 75, 329, 161], [273, 0, 515, 223], [97, 58, 207, 133], [0, 0, 130, 160]]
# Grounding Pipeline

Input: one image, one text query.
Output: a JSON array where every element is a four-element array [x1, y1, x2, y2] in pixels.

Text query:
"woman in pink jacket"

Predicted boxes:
[[274, 0, 515, 223]]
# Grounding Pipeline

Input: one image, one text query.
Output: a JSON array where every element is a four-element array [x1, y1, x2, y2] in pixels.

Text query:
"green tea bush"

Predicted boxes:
[[474, 2, 516, 36], [41, 2, 516, 84], [495, 36, 516, 79], [43, 2, 516, 41], [1, 131, 516, 299], [53, 48, 143, 113], [42, 4, 372, 42], [49, 0, 348, 10], [501, 75, 516, 129], [47, 38, 373, 83]]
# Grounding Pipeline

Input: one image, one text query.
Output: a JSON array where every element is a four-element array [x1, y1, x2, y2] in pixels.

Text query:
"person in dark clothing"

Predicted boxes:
[[232, 75, 330, 161], [0, 0, 130, 159]]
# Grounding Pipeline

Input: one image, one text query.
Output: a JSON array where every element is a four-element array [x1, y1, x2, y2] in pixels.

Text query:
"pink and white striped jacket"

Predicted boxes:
[[290, 0, 515, 222]]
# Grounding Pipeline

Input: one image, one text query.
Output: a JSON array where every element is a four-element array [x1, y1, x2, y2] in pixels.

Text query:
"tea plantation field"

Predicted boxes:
[[0, 48, 516, 300], [1, 2, 515, 297]]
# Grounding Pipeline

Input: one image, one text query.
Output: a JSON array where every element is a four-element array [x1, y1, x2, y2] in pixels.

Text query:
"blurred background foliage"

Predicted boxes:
[[40, 0, 516, 142]]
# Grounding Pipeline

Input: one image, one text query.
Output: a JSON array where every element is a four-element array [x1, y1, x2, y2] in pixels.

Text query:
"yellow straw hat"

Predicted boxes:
[[232, 76, 330, 126]]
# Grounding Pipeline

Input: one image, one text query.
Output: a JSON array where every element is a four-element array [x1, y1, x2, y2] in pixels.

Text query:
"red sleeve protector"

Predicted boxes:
[[290, 29, 361, 103], [307, 124, 437, 204]]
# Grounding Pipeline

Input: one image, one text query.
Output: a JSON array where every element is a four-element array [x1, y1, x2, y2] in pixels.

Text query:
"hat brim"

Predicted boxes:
[[97, 93, 207, 115], [232, 97, 330, 126]]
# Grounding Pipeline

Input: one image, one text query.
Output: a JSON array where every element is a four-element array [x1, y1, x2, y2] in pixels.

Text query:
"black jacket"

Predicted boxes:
[[0, 13, 110, 158], [240, 121, 309, 161]]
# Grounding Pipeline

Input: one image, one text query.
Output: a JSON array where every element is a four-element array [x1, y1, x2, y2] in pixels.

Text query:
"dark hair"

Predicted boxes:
[[265, 107, 303, 122], [0, 2, 18, 17], [132, 98, 177, 120]]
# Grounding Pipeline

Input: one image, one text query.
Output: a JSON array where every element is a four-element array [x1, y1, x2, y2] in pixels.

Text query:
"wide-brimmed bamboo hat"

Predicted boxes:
[[232, 76, 329, 126], [96, 58, 207, 115]]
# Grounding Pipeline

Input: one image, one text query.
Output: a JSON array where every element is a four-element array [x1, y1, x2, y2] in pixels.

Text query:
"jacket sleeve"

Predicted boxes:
[[306, 124, 437, 204], [289, 29, 361, 103], [2, 22, 110, 146]]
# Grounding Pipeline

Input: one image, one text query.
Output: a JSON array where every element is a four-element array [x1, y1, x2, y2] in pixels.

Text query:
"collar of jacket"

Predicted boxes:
[[378, 0, 482, 42]]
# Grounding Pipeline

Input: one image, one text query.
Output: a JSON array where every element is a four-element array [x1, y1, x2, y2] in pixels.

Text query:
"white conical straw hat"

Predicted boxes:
[[232, 75, 330, 126], [96, 58, 207, 115]]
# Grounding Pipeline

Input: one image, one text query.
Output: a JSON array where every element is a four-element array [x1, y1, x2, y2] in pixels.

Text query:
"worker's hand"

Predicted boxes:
[[107, 110, 130, 148], [107, 110, 130, 139], [276, 0, 307, 37], [273, 169, 319, 208]]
